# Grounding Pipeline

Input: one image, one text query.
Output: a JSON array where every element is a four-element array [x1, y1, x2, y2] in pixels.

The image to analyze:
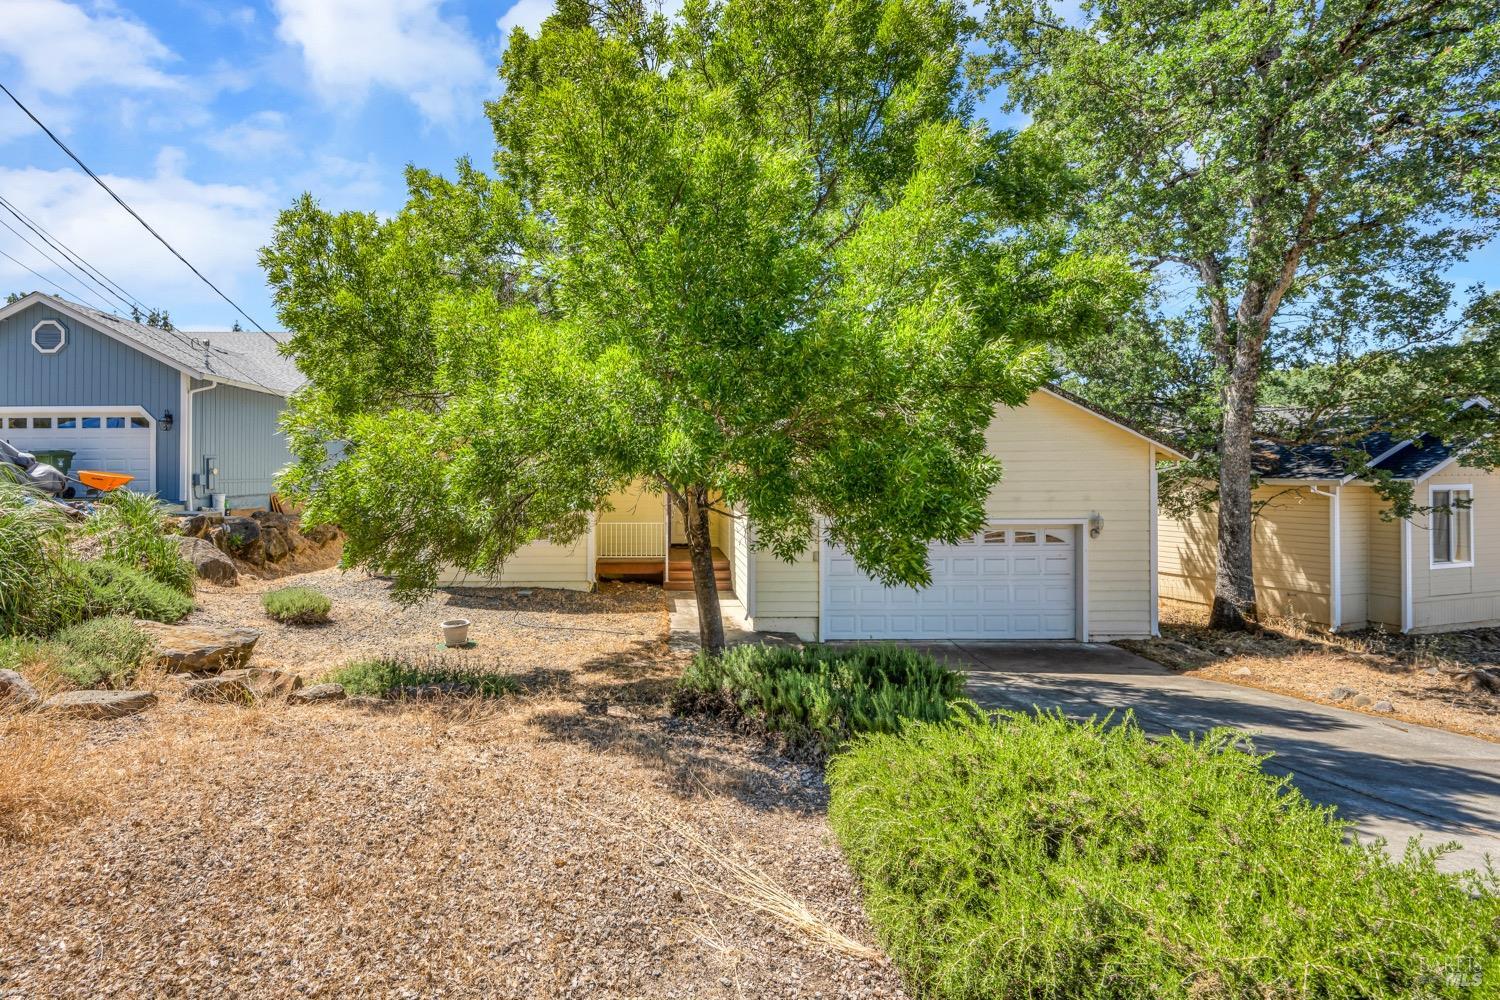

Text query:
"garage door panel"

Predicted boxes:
[[2, 411, 154, 494], [824, 525, 1077, 640]]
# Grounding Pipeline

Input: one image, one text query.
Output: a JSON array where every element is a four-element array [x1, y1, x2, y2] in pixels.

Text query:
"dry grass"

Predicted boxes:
[[1121, 601, 1500, 742], [0, 578, 904, 1000], [0, 713, 111, 843]]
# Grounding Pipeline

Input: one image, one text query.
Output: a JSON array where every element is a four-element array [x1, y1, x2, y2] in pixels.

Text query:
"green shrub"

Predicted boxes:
[[48, 616, 152, 688], [828, 708, 1500, 1000], [674, 643, 963, 754], [325, 655, 518, 698], [84, 490, 194, 595], [0, 483, 82, 636], [261, 586, 332, 625], [74, 560, 193, 624]]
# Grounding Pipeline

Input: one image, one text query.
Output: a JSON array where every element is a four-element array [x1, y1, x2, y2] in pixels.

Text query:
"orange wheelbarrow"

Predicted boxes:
[[74, 470, 135, 492]]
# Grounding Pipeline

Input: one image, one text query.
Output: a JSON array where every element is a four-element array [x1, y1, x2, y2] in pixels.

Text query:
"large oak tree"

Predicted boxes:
[[981, 0, 1500, 629], [262, 0, 1134, 651]]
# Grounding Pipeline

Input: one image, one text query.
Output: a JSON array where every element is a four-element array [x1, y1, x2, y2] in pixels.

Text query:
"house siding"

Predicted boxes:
[[0, 302, 182, 501], [1159, 485, 1332, 624], [1409, 465, 1500, 632], [438, 537, 592, 591], [731, 511, 751, 610], [1338, 485, 1372, 629], [190, 381, 292, 509]]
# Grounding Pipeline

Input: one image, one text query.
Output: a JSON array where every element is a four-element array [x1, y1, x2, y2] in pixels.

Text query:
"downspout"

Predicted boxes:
[[185, 380, 219, 510], [1309, 484, 1340, 631]]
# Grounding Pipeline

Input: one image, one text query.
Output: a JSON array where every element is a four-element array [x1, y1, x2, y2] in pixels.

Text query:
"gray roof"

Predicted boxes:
[[28, 295, 303, 397], [1253, 429, 1459, 481]]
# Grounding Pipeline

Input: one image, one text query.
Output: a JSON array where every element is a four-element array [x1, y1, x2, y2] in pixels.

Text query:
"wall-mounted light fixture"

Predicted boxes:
[[161, 410, 174, 432], [1088, 512, 1104, 538]]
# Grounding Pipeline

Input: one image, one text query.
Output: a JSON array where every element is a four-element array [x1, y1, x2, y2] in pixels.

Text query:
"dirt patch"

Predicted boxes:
[[1121, 601, 1500, 742], [0, 581, 905, 999]]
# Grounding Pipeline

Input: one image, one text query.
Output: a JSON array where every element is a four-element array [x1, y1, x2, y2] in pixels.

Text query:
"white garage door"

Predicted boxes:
[[1, 410, 155, 493], [823, 525, 1078, 640]]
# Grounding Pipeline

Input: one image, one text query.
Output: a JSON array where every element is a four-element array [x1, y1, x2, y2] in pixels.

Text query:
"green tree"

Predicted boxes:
[[261, 0, 1134, 651], [981, 0, 1500, 629]]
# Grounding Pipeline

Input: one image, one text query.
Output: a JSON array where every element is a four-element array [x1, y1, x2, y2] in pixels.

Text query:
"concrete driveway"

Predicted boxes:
[[905, 640, 1500, 874]]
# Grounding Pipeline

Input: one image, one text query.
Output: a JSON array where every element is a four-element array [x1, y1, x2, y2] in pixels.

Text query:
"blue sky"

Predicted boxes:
[[0, 0, 1491, 331]]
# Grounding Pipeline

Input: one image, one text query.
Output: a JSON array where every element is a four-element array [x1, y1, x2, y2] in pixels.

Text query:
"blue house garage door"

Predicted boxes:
[[1, 411, 155, 494], [822, 525, 1078, 640]]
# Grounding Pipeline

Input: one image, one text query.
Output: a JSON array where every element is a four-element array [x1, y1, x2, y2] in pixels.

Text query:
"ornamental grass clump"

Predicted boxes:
[[262, 586, 332, 625], [674, 643, 963, 754], [84, 489, 194, 595], [325, 655, 517, 699], [827, 708, 1500, 1000]]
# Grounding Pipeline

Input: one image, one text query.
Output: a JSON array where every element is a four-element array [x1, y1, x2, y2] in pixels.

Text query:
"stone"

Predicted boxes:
[[262, 528, 295, 563], [1329, 686, 1357, 702], [211, 516, 264, 565], [300, 522, 340, 545], [1372, 700, 1395, 713], [179, 512, 224, 539], [343, 695, 388, 711], [0, 669, 40, 710], [185, 675, 254, 704], [250, 511, 302, 563], [1352, 694, 1374, 708], [1232, 666, 1253, 677], [1424, 666, 1441, 676], [42, 689, 156, 720], [135, 622, 260, 674], [175, 536, 238, 585], [288, 682, 346, 704], [219, 667, 303, 699]]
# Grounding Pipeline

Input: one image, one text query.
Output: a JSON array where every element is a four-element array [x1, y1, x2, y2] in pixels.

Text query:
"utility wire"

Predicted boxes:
[[0, 80, 276, 342], [0, 207, 137, 314], [0, 244, 111, 308], [0, 193, 150, 313]]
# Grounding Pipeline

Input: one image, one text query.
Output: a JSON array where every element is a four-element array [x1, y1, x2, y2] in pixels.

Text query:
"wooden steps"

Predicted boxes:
[[664, 551, 732, 592], [596, 558, 665, 582]]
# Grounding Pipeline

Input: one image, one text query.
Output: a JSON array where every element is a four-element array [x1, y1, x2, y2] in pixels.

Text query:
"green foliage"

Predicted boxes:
[[829, 709, 1500, 1000], [46, 617, 152, 689], [675, 643, 963, 753], [73, 561, 193, 624], [261, 586, 332, 625], [980, 0, 1500, 529], [325, 655, 519, 699], [84, 490, 194, 595], [0, 483, 80, 636], [261, 0, 1136, 625]]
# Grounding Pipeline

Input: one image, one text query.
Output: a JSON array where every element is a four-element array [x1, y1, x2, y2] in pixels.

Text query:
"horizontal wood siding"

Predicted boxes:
[[1366, 495, 1403, 629], [1410, 466, 1500, 632], [438, 538, 592, 591], [1339, 485, 1371, 629], [1158, 485, 1332, 624], [191, 381, 291, 508], [732, 510, 751, 607], [0, 302, 182, 500]]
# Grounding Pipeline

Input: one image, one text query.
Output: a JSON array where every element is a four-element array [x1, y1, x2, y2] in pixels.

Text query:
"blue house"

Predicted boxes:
[[0, 292, 301, 510]]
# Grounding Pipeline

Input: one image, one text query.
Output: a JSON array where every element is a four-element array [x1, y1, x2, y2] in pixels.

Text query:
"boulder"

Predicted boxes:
[[289, 682, 346, 705], [211, 516, 264, 565], [175, 536, 238, 585], [220, 667, 303, 699], [1328, 686, 1357, 703], [251, 511, 303, 563], [343, 695, 388, 711], [0, 669, 40, 710], [1352, 694, 1374, 708], [185, 675, 253, 704], [135, 622, 260, 674], [179, 511, 224, 539], [1372, 700, 1395, 713], [262, 528, 295, 563], [300, 522, 341, 546], [1232, 666, 1252, 677], [42, 689, 156, 720]]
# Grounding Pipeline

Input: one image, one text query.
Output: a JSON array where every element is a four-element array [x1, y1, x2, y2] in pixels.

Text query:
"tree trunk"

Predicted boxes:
[[675, 486, 726, 655], [1210, 348, 1261, 630]]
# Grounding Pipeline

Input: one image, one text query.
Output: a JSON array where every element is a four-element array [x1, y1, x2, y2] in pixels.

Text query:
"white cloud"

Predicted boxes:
[[0, 0, 180, 96], [497, 0, 553, 37], [272, 0, 490, 121], [206, 111, 293, 156], [0, 156, 278, 326]]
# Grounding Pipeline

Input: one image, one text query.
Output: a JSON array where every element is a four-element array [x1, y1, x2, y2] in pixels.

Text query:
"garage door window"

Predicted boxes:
[[57, 417, 75, 428], [81, 417, 100, 429], [7, 418, 24, 429], [983, 529, 1007, 543], [1013, 530, 1037, 544], [31, 417, 50, 429]]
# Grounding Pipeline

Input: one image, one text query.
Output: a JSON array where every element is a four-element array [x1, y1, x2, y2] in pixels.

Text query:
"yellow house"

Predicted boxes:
[[1159, 414, 1497, 634], [439, 388, 1187, 641]]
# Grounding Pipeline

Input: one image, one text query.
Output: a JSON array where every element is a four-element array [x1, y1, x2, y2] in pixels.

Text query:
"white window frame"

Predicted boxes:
[[1429, 484, 1474, 570], [31, 318, 66, 354]]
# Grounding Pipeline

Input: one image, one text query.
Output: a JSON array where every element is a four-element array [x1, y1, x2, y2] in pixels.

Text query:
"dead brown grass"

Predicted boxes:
[[0, 713, 110, 843], [1120, 601, 1500, 742]]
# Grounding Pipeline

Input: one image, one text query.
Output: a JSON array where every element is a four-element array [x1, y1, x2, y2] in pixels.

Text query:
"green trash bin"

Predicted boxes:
[[32, 449, 75, 475]]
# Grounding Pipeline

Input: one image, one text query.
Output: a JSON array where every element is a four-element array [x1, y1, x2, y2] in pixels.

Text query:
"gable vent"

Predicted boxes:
[[31, 319, 67, 354]]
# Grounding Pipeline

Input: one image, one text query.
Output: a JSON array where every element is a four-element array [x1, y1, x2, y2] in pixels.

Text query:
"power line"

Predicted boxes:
[[0, 80, 276, 342], [0, 244, 111, 308], [0, 207, 137, 314], [0, 193, 151, 313]]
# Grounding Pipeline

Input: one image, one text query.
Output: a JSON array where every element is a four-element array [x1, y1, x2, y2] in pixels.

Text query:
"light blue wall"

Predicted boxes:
[[191, 380, 292, 509], [0, 302, 183, 501]]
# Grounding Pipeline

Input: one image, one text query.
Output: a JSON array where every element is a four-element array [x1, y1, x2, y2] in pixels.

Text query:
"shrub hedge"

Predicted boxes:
[[2, 616, 152, 690], [262, 586, 332, 625], [674, 643, 963, 754], [326, 655, 518, 698], [75, 561, 193, 624], [827, 708, 1500, 1000]]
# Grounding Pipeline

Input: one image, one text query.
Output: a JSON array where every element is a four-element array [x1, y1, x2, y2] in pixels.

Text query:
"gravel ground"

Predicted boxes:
[[1121, 601, 1500, 742], [0, 575, 907, 999]]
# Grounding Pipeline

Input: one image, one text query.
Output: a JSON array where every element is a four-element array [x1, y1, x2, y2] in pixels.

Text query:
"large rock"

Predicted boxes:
[[289, 682, 346, 705], [185, 675, 253, 704], [211, 516, 264, 565], [0, 669, 40, 710], [175, 536, 238, 585], [300, 522, 341, 546], [221, 667, 303, 699], [135, 622, 260, 674], [179, 511, 224, 539], [42, 689, 157, 720], [250, 511, 304, 563]]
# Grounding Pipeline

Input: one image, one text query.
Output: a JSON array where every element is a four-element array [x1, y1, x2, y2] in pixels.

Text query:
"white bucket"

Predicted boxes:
[[211, 493, 227, 513], [442, 619, 471, 647]]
